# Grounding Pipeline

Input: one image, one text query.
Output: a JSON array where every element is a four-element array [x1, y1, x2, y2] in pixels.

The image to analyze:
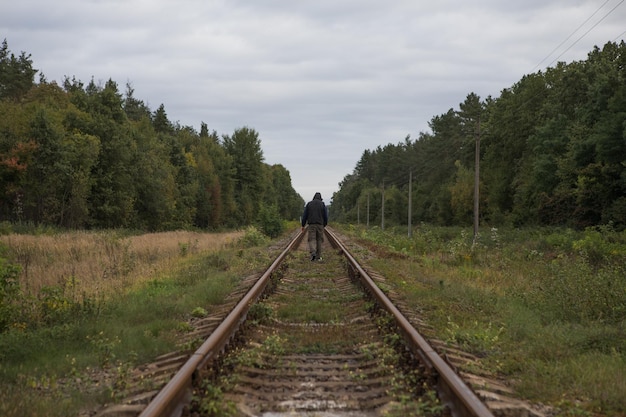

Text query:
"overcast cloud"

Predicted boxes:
[[3, 0, 625, 203]]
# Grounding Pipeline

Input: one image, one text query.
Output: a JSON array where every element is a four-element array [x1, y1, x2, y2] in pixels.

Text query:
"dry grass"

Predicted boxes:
[[0, 230, 243, 301]]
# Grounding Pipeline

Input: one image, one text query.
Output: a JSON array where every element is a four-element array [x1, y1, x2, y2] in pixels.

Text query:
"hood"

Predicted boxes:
[[313, 192, 322, 200]]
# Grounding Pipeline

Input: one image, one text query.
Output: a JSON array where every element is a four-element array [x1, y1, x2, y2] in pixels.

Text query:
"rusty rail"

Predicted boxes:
[[325, 227, 494, 417], [138, 230, 304, 417], [139, 226, 493, 417]]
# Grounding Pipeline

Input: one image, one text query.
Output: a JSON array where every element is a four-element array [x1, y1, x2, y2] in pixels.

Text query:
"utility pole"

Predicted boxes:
[[473, 116, 481, 244], [408, 171, 412, 238]]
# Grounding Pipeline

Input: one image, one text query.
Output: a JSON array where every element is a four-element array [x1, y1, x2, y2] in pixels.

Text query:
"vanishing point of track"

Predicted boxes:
[[93, 227, 534, 417]]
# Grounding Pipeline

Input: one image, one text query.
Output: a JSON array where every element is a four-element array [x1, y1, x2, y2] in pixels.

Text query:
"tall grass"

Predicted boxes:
[[1, 230, 241, 296], [0, 230, 242, 330], [341, 223, 626, 416], [0, 227, 281, 417]]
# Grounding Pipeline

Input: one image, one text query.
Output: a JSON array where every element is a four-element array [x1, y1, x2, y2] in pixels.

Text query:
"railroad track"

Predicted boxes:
[[93, 227, 543, 417]]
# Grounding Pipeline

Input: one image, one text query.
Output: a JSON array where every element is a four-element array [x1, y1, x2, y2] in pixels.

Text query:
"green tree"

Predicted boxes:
[[14, 83, 98, 227], [0, 43, 307, 231], [153, 103, 172, 134], [222, 127, 265, 225], [449, 160, 476, 224], [331, 41, 626, 230], [0, 39, 38, 101], [123, 83, 151, 122], [0, 98, 37, 220], [60, 131, 101, 227], [266, 164, 303, 220], [483, 73, 548, 224], [21, 107, 66, 223], [0, 247, 21, 332], [333, 172, 370, 223], [167, 128, 199, 229], [193, 124, 235, 229], [128, 116, 178, 230], [77, 79, 137, 228]]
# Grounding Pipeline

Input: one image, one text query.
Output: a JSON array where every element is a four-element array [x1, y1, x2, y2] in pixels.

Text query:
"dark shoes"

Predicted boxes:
[[310, 253, 322, 262], [311, 253, 316, 261]]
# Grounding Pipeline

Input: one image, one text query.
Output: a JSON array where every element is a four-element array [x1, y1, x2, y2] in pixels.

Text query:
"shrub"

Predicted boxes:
[[0, 250, 21, 332], [238, 226, 269, 248], [256, 205, 284, 238], [572, 226, 626, 268], [538, 261, 626, 324]]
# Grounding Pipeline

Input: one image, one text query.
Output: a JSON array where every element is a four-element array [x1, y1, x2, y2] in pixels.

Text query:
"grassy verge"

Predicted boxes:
[[0, 226, 284, 417], [337, 224, 626, 417]]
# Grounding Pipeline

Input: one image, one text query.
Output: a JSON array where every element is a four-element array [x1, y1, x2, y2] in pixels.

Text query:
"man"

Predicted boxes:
[[301, 192, 328, 261]]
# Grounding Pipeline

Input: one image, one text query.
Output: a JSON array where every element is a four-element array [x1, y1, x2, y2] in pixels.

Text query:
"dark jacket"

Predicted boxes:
[[301, 192, 328, 227]]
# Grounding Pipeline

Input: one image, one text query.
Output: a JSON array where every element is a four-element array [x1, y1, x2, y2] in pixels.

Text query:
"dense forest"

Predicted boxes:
[[2, 39, 625, 231], [0, 39, 304, 231], [332, 41, 626, 230]]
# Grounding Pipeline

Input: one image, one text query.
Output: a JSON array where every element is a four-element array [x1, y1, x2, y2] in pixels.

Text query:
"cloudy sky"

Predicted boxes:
[[3, 1, 625, 203]]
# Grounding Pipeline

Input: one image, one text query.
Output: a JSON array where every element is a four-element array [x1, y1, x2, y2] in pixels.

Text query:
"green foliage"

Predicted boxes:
[[445, 317, 504, 354], [191, 306, 207, 318], [345, 224, 626, 415], [509, 225, 626, 324], [38, 284, 78, 325], [192, 380, 236, 416], [237, 226, 269, 247], [0, 239, 266, 416], [222, 127, 265, 225], [256, 204, 284, 238], [0, 41, 302, 231], [332, 41, 626, 230], [247, 302, 274, 325], [571, 224, 626, 267], [521, 259, 626, 324], [267, 164, 305, 220], [87, 331, 121, 368], [0, 39, 37, 101], [0, 277, 101, 333], [449, 160, 475, 224], [0, 249, 21, 331]]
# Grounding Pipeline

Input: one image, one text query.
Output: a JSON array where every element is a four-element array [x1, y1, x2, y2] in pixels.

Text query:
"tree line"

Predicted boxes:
[[332, 41, 626, 230], [0, 39, 304, 232]]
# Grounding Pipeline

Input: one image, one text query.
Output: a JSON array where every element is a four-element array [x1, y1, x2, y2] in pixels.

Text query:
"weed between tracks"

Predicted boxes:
[[191, 246, 446, 417]]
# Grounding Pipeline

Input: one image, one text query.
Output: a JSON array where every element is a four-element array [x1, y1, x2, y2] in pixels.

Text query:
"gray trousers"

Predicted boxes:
[[307, 224, 324, 257]]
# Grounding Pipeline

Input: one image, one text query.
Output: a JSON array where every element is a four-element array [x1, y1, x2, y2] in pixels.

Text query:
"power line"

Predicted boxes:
[[613, 29, 626, 41], [545, 0, 624, 69], [531, 0, 611, 72]]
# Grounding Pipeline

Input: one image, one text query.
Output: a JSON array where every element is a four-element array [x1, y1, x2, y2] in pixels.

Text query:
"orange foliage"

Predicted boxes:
[[0, 141, 37, 172]]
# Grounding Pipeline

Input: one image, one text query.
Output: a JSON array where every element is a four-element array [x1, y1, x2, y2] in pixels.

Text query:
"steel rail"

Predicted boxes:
[[325, 227, 495, 417], [138, 230, 305, 417]]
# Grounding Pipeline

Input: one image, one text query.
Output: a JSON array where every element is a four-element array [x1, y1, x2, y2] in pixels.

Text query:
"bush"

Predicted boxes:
[[0, 250, 21, 332], [256, 205, 284, 238], [238, 226, 269, 247], [572, 225, 626, 268], [536, 261, 626, 324]]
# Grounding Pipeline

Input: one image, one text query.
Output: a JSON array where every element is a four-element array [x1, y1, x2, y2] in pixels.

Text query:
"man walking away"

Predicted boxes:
[[301, 192, 328, 261]]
